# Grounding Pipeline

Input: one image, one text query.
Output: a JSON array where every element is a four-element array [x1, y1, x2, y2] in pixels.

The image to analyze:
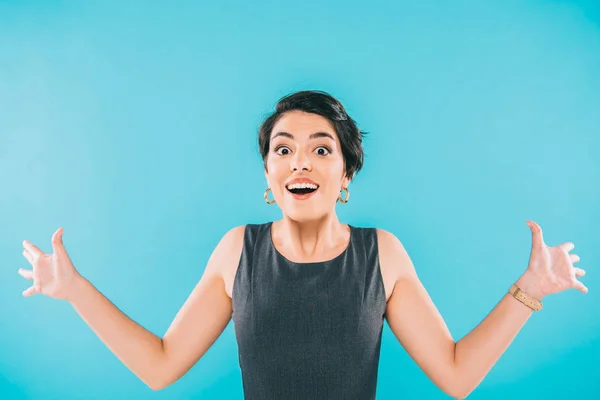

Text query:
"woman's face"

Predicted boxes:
[[265, 110, 350, 222]]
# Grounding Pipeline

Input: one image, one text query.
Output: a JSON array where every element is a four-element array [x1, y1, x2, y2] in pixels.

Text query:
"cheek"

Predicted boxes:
[[324, 159, 346, 180], [266, 159, 287, 185], [267, 159, 283, 174]]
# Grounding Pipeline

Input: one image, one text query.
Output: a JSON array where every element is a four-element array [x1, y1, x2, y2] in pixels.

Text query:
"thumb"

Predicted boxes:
[[51, 227, 66, 254], [527, 220, 545, 249]]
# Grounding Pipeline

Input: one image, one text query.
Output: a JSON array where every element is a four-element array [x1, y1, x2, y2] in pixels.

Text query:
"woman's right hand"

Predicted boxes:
[[19, 228, 82, 301]]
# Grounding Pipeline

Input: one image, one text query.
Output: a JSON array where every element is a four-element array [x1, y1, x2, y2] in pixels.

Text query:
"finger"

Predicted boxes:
[[21, 247, 42, 288], [51, 227, 66, 255], [22, 249, 33, 264], [18, 268, 33, 280], [22, 285, 37, 297], [570, 254, 580, 264], [574, 267, 585, 277], [527, 221, 545, 249], [33, 264, 42, 291], [560, 242, 575, 253], [22, 240, 44, 259], [573, 280, 588, 294]]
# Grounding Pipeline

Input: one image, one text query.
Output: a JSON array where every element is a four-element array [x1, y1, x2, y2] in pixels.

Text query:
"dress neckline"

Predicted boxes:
[[268, 221, 353, 266]]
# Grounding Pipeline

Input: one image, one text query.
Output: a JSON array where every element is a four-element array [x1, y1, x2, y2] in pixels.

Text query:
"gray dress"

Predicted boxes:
[[232, 222, 387, 399]]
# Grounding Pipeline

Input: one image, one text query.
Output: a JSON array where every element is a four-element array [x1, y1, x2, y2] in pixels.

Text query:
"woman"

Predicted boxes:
[[19, 90, 587, 399]]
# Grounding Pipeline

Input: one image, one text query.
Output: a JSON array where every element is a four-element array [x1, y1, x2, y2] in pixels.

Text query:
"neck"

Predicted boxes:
[[272, 214, 350, 260]]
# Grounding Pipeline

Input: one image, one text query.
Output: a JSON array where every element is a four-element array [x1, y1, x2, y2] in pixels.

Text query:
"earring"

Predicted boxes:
[[264, 188, 276, 204], [338, 187, 349, 203]]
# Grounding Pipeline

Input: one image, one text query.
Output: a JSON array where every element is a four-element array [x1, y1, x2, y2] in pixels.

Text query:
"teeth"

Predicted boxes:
[[287, 183, 318, 190]]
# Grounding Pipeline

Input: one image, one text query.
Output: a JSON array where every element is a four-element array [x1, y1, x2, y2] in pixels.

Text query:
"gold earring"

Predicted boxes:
[[264, 188, 276, 204], [338, 187, 349, 203]]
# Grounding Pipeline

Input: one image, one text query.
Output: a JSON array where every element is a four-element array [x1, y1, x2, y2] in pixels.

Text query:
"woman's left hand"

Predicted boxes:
[[517, 220, 587, 300]]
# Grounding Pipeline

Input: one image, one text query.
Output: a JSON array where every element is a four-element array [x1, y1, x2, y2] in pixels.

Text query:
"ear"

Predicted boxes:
[[342, 174, 352, 188]]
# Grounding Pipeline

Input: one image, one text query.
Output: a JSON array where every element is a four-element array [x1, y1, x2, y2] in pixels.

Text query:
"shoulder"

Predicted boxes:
[[374, 228, 417, 282], [219, 225, 247, 249], [205, 225, 247, 275], [214, 221, 273, 254], [212, 223, 272, 299], [205, 225, 247, 299], [208, 222, 272, 274], [374, 228, 402, 250], [223, 225, 247, 241]]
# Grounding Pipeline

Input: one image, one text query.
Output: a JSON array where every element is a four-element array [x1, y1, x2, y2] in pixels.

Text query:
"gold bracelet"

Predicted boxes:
[[508, 283, 543, 311]]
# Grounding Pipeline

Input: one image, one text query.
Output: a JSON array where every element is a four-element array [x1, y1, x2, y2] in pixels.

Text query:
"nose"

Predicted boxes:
[[289, 152, 312, 172]]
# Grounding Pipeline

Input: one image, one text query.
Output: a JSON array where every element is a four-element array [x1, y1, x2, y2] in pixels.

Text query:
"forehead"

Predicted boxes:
[[270, 111, 337, 140]]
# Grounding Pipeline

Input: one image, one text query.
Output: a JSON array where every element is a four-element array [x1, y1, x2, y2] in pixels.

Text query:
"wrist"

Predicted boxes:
[[516, 270, 546, 300], [66, 274, 87, 304]]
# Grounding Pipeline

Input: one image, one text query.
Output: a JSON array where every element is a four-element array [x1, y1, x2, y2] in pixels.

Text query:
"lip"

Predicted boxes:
[[286, 189, 318, 201], [285, 177, 319, 201], [285, 177, 319, 187]]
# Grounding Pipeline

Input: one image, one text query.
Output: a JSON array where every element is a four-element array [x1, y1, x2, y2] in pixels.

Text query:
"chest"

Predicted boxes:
[[223, 256, 395, 304], [233, 263, 387, 346]]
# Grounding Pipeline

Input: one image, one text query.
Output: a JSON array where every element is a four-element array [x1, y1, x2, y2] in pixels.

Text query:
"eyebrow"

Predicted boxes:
[[272, 131, 336, 141]]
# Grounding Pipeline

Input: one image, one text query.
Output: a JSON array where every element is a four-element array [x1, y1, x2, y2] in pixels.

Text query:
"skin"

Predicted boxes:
[[19, 110, 587, 398], [264, 110, 353, 263]]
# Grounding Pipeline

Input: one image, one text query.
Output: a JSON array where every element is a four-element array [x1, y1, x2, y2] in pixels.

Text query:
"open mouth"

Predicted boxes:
[[286, 183, 319, 195]]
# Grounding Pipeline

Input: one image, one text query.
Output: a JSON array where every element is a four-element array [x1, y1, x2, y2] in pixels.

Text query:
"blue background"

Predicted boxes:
[[1, 0, 599, 398]]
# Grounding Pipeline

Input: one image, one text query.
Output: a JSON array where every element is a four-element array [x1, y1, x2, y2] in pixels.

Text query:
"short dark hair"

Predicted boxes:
[[258, 90, 367, 180]]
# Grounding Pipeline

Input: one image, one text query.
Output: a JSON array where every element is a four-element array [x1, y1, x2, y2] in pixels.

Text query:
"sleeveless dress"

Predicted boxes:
[[231, 222, 387, 400]]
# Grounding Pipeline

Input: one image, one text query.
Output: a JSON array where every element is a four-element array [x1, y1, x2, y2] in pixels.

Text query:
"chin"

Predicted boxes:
[[283, 206, 330, 224]]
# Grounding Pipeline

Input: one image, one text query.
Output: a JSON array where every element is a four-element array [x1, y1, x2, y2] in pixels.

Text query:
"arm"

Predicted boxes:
[[157, 225, 244, 389], [452, 221, 586, 397], [379, 221, 586, 399], [451, 273, 539, 398], [378, 229, 459, 397], [68, 277, 165, 388], [68, 226, 244, 390]]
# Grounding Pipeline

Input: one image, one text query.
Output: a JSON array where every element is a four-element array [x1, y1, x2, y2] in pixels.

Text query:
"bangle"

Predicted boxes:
[[509, 283, 543, 311]]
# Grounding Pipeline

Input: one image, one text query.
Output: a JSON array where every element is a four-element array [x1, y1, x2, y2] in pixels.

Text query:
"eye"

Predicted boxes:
[[315, 146, 331, 156], [275, 146, 291, 155]]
